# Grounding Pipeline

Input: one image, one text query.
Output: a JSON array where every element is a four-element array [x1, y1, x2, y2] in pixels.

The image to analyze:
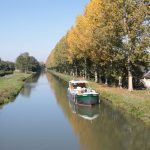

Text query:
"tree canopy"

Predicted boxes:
[[0, 58, 15, 76], [16, 52, 41, 73], [46, 0, 150, 89]]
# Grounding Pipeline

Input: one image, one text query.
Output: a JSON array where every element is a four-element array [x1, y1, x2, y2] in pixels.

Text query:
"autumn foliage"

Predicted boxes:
[[46, 0, 150, 89]]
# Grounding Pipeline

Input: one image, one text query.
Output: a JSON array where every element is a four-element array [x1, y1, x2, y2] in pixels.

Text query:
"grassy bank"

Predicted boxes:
[[49, 70, 150, 125], [0, 72, 32, 105]]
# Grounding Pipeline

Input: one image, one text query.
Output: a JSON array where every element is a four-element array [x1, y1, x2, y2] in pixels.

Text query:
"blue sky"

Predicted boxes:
[[0, 0, 89, 62]]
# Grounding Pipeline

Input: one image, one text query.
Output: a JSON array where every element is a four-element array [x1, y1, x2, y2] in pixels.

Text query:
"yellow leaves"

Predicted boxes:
[[85, 0, 102, 17], [47, 0, 149, 73], [67, 27, 78, 58], [67, 14, 92, 60]]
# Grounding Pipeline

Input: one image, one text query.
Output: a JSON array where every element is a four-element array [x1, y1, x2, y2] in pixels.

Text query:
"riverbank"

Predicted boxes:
[[49, 70, 150, 125], [0, 72, 33, 105]]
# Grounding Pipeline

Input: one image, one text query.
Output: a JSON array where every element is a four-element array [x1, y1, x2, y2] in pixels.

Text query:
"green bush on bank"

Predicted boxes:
[[0, 70, 13, 77]]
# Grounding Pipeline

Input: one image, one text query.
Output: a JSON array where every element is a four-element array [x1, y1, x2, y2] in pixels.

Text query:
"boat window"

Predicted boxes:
[[73, 84, 78, 89], [77, 83, 86, 88], [81, 83, 86, 88], [71, 82, 87, 89]]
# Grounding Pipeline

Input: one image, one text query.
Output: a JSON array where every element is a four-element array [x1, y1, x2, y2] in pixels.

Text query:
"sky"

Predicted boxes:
[[0, 0, 89, 62]]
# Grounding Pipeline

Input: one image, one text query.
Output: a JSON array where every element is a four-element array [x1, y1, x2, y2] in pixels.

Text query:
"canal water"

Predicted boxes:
[[0, 73, 150, 150]]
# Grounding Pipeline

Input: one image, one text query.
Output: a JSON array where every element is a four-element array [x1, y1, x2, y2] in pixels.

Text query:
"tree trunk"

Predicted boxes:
[[123, 0, 133, 91], [79, 71, 82, 77], [64, 69, 66, 74], [84, 58, 87, 79], [95, 71, 98, 83], [75, 67, 78, 76], [99, 76, 102, 84], [119, 76, 122, 88], [98, 69, 102, 84], [105, 77, 108, 85], [128, 69, 133, 91]]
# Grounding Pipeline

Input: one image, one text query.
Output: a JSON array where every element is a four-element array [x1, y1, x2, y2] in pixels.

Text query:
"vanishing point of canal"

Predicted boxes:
[[0, 73, 150, 150]]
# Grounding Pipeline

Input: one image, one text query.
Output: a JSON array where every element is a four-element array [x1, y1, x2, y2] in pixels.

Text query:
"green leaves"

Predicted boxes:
[[0, 59, 15, 76], [16, 52, 40, 72]]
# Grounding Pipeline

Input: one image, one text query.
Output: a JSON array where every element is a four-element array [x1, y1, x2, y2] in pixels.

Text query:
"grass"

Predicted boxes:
[[0, 72, 32, 105], [49, 70, 150, 125]]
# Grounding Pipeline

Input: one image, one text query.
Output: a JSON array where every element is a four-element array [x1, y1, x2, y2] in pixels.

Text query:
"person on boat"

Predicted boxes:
[[76, 86, 81, 94], [70, 85, 74, 90]]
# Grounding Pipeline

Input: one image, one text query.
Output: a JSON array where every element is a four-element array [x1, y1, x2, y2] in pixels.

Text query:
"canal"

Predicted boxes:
[[0, 73, 150, 150]]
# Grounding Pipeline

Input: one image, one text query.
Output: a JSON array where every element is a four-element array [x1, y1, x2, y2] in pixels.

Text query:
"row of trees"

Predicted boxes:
[[46, 0, 150, 90], [16, 52, 41, 73], [0, 58, 15, 76], [0, 52, 42, 76]]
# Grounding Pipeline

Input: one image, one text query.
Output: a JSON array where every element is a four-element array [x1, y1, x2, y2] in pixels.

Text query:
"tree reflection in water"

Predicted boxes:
[[20, 73, 40, 97], [68, 100, 100, 121]]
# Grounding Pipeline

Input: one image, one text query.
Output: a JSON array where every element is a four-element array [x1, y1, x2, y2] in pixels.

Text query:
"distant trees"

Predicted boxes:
[[46, 0, 150, 90], [16, 52, 41, 73], [0, 58, 15, 76], [0, 52, 42, 76], [39, 62, 46, 71]]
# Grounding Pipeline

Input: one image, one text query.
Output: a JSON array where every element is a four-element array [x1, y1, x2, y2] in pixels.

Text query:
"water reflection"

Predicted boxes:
[[46, 73, 150, 150], [20, 73, 40, 97], [69, 100, 99, 121]]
